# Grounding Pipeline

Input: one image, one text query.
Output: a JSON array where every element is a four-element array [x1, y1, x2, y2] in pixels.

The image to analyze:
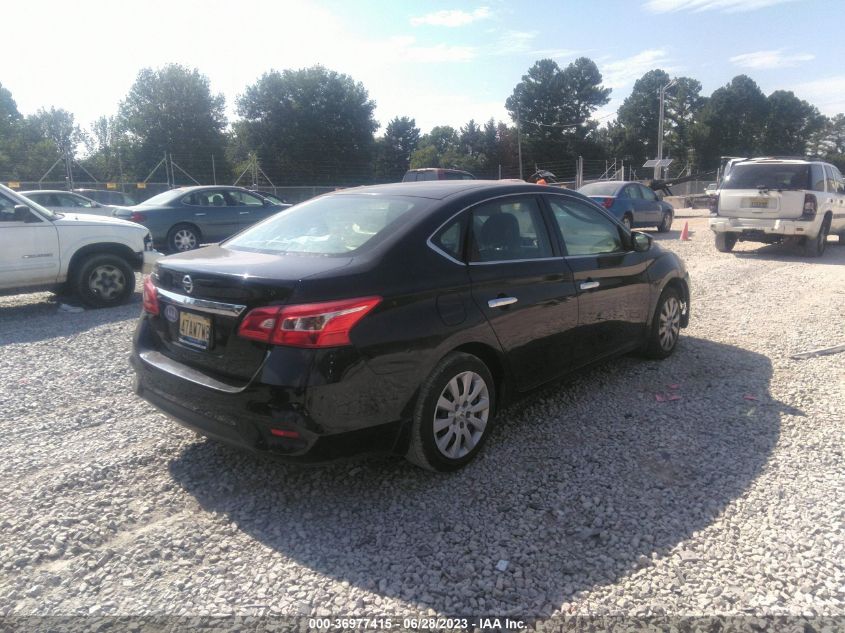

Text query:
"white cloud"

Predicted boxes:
[[366, 36, 477, 63], [792, 75, 845, 116], [644, 0, 799, 13], [730, 50, 814, 69], [495, 30, 537, 54], [600, 49, 672, 90], [410, 6, 491, 27]]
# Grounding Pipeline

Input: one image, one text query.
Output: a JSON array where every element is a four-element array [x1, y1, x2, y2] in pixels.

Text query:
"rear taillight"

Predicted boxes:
[[142, 275, 159, 315], [238, 296, 381, 348], [801, 194, 817, 219], [601, 197, 613, 208], [130, 212, 146, 222]]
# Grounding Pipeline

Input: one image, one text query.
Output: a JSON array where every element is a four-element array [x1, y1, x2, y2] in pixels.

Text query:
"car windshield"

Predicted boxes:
[[579, 182, 622, 196], [722, 164, 810, 190], [139, 190, 181, 206], [226, 194, 427, 255]]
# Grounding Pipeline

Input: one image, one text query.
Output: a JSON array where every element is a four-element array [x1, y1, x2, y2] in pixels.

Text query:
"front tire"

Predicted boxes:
[[644, 287, 682, 359], [715, 232, 737, 252], [167, 224, 201, 252], [406, 352, 496, 472], [657, 210, 673, 233], [73, 254, 135, 308]]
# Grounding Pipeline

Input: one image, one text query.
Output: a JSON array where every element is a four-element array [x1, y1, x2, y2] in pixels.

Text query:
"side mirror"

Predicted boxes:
[[14, 204, 36, 222], [631, 231, 652, 252]]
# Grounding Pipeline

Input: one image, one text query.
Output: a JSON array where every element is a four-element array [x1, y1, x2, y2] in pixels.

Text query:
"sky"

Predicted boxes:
[[1, 0, 842, 137]]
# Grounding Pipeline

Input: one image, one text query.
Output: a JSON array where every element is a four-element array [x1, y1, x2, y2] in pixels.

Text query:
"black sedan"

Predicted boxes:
[[114, 186, 288, 253], [132, 181, 690, 471]]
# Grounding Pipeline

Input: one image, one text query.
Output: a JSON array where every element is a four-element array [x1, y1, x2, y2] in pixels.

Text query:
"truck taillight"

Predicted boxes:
[[238, 296, 381, 348], [142, 275, 159, 315], [801, 194, 817, 219]]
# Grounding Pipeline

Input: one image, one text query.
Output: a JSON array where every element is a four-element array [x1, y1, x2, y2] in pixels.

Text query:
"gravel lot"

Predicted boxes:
[[1, 213, 843, 621]]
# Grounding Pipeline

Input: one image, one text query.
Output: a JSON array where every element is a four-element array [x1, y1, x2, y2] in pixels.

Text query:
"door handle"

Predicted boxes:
[[580, 281, 600, 290], [488, 297, 518, 309], [239, 211, 250, 215], [194, 213, 206, 216]]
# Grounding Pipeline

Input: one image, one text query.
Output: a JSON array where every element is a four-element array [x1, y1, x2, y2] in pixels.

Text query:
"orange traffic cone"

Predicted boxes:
[[680, 221, 690, 241]]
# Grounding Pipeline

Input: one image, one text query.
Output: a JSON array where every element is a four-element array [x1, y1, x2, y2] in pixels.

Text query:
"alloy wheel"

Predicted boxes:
[[174, 229, 198, 251], [658, 295, 681, 351], [432, 371, 490, 459], [87, 265, 126, 301]]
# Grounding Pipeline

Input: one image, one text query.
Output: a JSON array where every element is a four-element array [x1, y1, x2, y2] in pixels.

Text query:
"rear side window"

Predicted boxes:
[[547, 197, 625, 256], [723, 164, 811, 190], [810, 165, 826, 191], [431, 218, 464, 261], [226, 194, 425, 255], [469, 197, 552, 263]]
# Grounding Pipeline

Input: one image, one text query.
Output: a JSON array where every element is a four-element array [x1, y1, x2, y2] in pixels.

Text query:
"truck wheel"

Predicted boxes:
[[406, 352, 496, 472], [715, 233, 736, 253], [74, 254, 135, 308], [804, 217, 830, 257], [167, 224, 201, 252]]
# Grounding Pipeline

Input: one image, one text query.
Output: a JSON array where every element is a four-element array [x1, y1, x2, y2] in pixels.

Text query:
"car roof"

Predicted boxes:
[[334, 180, 560, 200], [20, 189, 85, 195]]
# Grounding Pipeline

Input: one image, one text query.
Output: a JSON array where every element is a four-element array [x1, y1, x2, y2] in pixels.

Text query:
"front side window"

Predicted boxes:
[[469, 197, 552, 263], [547, 196, 625, 256], [226, 194, 424, 255], [61, 194, 94, 208], [227, 190, 265, 206], [0, 192, 42, 223], [640, 185, 658, 201]]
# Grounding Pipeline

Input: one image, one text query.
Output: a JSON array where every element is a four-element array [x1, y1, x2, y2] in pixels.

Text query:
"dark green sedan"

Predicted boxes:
[[114, 186, 291, 253]]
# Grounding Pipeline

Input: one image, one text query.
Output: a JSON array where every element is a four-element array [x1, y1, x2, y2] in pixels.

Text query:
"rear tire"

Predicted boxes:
[[74, 254, 135, 308], [657, 211, 673, 233], [406, 352, 496, 472], [804, 217, 830, 257], [644, 287, 683, 359], [167, 224, 201, 253], [715, 233, 737, 253]]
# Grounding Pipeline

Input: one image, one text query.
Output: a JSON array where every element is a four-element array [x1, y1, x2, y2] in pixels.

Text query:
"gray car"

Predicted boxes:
[[20, 190, 119, 217], [113, 185, 289, 252]]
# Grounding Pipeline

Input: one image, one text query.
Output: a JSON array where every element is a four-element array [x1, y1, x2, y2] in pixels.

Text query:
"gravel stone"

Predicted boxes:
[[0, 214, 843, 619]]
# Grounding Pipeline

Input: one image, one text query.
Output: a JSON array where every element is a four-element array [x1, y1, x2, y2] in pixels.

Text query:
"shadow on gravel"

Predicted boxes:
[[0, 291, 141, 346], [169, 337, 795, 618], [730, 237, 844, 265]]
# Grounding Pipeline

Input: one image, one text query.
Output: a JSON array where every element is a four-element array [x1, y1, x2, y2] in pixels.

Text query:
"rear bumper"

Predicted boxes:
[[130, 318, 412, 463], [709, 217, 820, 238]]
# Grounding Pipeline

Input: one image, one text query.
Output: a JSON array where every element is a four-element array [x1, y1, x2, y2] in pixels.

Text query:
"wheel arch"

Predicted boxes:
[[66, 243, 140, 282]]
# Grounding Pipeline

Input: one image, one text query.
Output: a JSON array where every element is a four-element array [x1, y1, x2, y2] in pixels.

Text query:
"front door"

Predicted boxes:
[[181, 190, 242, 242], [466, 195, 578, 390], [544, 194, 651, 367], [226, 189, 276, 228], [638, 184, 664, 223], [0, 196, 60, 289]]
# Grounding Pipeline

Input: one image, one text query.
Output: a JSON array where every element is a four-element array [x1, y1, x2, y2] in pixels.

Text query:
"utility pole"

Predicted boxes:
[[516, 103, 523, 180], [655, 78, 677, 180]]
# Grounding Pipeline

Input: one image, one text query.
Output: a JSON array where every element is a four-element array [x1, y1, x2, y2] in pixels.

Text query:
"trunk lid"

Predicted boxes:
[[148, 246, 352, 384], [717, 189, 806, 219]]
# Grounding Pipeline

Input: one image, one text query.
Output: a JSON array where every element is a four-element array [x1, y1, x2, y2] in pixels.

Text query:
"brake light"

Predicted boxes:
[[601, 197, 613, 208], [801, 194, 817, 219], [238, 296, 381, 348], [142, 275, 159, 315], [130, 212, 147, 222]]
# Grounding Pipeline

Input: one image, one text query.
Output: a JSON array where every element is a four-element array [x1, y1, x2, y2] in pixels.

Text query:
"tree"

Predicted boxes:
[[80, 115, 134, 182], [665, 77, 706, 166], [119, 64, 228, 183], [374, 116, 420, 182], [758, 90, 823, 156], [691, 75, 768, 168], [0, 82, 20, 138], [237, 65, 378, 186], [409, 124, 486, 174], [31, 107, 86, 159], [505, 58, 610, 167]]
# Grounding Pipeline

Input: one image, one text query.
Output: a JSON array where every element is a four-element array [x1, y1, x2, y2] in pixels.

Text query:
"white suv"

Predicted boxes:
[[710, 157, 845, 257], [0, 184, 160, 307]]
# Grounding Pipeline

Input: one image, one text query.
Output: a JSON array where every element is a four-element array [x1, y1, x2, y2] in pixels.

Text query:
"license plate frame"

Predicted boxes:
[[749, 198, 769, 209], [178, 311, 212, 350]]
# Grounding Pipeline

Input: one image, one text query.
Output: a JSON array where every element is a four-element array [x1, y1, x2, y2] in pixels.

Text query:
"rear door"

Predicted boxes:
[[0, 195, 60, 289], [544, 194, 651, 366], [182, 190, 241, 242], [466, 194, 578, 390]]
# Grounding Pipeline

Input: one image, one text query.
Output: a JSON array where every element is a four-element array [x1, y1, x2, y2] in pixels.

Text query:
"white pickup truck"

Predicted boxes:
[[0, 184, 160, 307]]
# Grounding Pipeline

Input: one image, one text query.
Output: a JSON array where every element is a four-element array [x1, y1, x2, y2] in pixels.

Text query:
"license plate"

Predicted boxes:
[[749, 198, 769, 208], [178, 311, 211, 350]]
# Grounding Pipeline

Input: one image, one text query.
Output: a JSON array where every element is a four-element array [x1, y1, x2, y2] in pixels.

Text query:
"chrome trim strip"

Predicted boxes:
[[156, 286, 247, 317], [469, 256, 562, 266], [139, 350, 246, 394]]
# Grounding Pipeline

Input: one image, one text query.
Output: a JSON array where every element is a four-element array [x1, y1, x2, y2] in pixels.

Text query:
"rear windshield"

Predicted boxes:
[[722, 164, 810, 190], [225, 194, 428, 255], [579, 182, 622, 196]]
